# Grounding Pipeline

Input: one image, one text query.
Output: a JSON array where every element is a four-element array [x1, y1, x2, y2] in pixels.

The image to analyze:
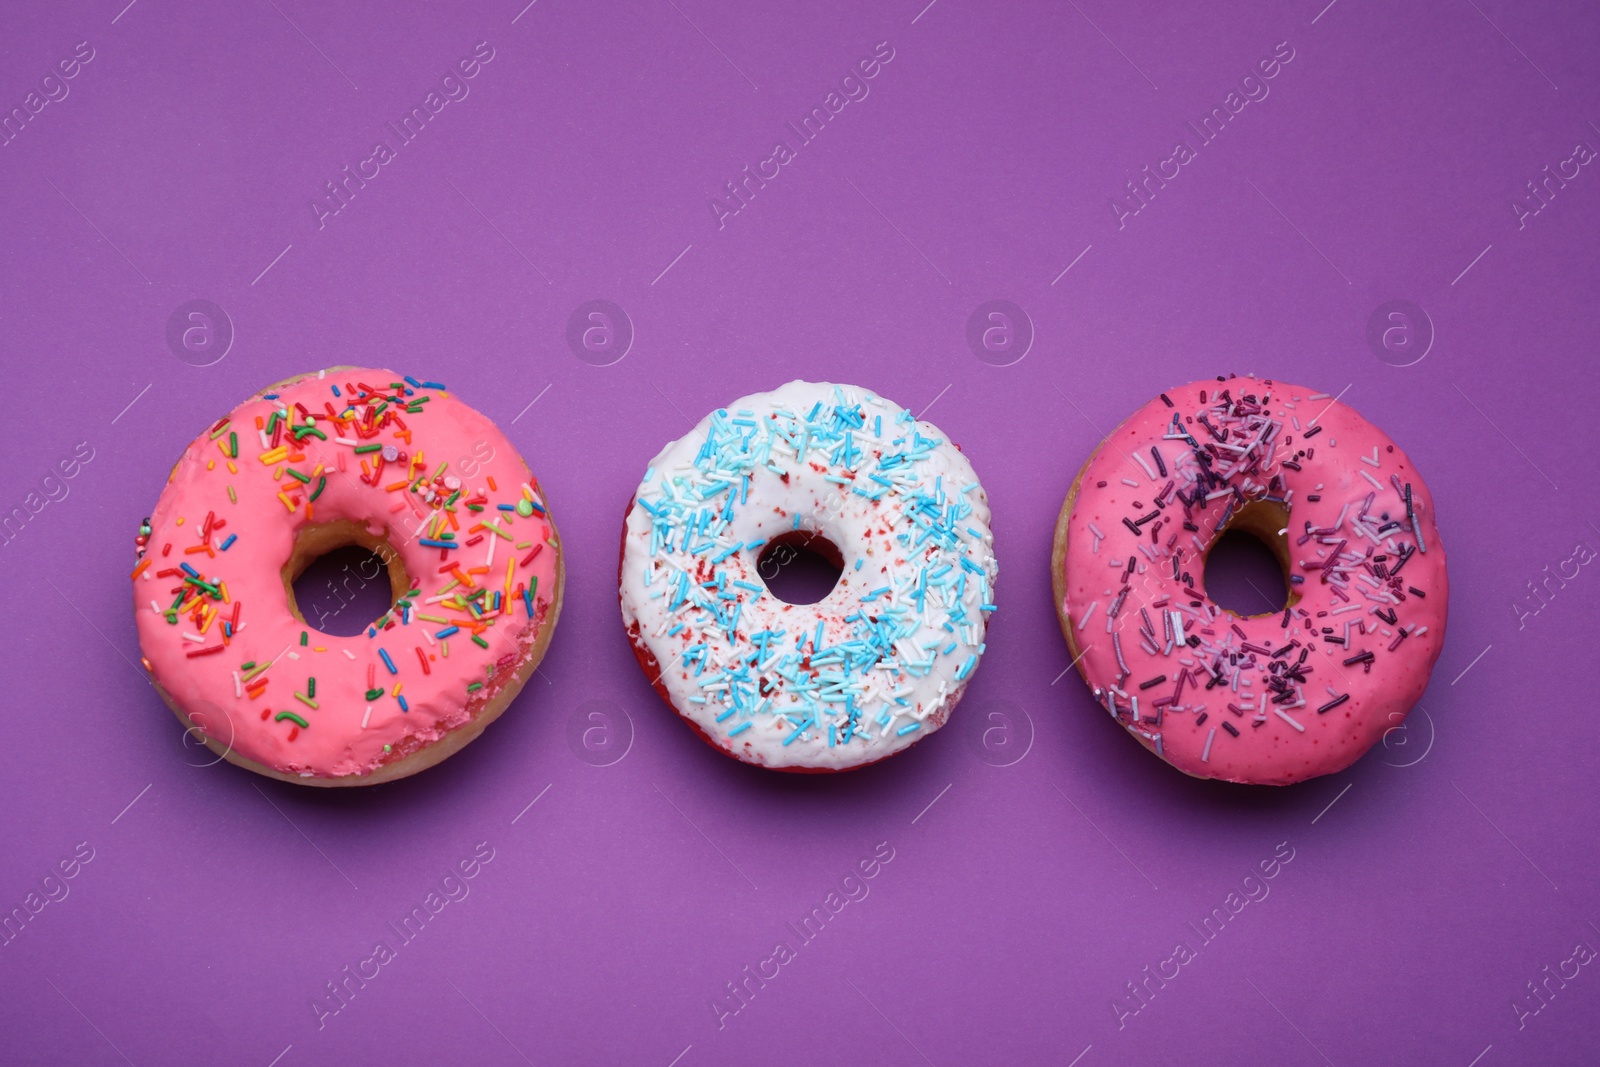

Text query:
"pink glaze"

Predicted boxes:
[[1059, 377, 1448, 785], [132, 369, 560, 780]]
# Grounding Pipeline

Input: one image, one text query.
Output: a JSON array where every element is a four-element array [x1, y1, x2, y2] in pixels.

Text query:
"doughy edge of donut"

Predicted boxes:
[[146, 366, 566, 787]]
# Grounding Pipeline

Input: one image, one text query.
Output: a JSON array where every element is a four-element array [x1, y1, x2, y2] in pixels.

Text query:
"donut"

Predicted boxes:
[[132, 368, 564, 786], [1052, 376, 1447, 785], [619, 380, 998, 771]]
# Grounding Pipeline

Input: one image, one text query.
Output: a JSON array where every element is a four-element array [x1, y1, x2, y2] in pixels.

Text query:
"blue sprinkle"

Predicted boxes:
[[728, 721, 752, 737], [397, 695, 409, 713], [896, 721, 921, 736], [218, 534, 236, 551], [379, 648, 398, 674], [782, 715, 816, 745]]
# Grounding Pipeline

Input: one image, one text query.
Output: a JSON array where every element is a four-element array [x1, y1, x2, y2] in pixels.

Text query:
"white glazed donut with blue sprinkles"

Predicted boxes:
[[619, 380, 999, 772]]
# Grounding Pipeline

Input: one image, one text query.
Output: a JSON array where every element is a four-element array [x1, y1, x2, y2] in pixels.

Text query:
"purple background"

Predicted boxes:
[[3, 0, 1598, 1063]]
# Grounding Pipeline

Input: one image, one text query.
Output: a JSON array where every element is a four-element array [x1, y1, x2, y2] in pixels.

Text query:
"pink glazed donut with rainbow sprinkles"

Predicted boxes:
[[1052, 375, 1448, 785], [132, 368, 564, 786]]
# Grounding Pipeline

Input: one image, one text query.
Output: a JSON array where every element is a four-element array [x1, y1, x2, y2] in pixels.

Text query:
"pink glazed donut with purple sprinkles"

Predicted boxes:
[[1052, 376, 1448, 785]]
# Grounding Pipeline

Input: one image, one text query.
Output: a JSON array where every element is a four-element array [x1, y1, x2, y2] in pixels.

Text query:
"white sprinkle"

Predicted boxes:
[[1273, 707, 1305, 732], [1121, 477, 1140, 488], [343, 649, 356, 660], [361, 706, 371, 729], [1131, 451, 1157, 479], [232, 670, 242, 698], [1078, 601, 1098, 629], [1202, 727, 1216, 762], [1359, 468, 1384, 490]]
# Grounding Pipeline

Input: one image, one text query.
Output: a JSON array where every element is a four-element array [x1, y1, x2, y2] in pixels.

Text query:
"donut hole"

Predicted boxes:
[[1202, 500, 1297, 618], [756, 531, 844, 605], [284, 521, 410, 637]]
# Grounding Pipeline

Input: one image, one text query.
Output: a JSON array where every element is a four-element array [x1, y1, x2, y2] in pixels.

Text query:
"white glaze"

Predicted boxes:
[[619, 381, 998, 770]]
